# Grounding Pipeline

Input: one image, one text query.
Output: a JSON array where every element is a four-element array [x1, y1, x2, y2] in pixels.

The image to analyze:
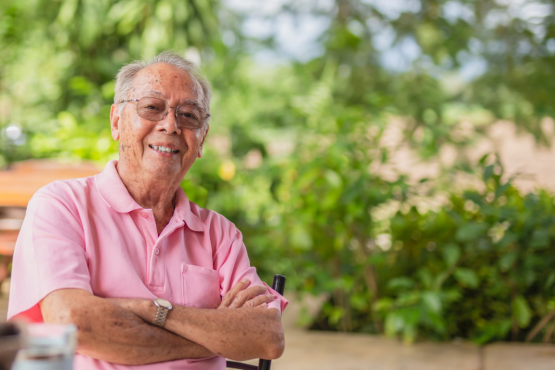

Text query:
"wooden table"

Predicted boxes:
[[0, 160, 101, 208], [0, 160, 101, 285]]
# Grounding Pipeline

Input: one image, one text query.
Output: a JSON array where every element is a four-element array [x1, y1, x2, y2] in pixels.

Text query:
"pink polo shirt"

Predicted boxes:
[[8, 160, 287, 370]]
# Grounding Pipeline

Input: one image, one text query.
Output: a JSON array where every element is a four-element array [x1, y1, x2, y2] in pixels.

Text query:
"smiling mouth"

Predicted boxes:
[[149, 145, 179, 154]]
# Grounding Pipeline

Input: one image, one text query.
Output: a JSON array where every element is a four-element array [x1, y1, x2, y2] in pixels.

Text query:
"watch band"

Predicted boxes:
[[153, 307, 169, 327], [153, 298, 173, 328]]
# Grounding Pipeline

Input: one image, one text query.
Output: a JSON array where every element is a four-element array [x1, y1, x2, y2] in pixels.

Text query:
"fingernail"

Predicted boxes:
[[241, 278, 249, 284], [267, 294, 274, 300], [261, 303, 268, 308]]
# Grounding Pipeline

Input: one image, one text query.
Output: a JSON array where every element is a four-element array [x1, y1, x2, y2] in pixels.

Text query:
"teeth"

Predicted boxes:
[[151, 145, 178, 153]]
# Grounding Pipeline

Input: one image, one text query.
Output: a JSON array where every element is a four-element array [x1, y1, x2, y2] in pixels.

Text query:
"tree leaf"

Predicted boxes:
[[494, 182, 511, 198], [512, 295, 532, 328], [498, 252, 517, 272], [385, 312, 403, 337], [530, 229, 550, 249], [387, 277, 415, 290], [418, 268, 434, 290], [403, 324, 417, 344], [453, 268, 479, 288], [290, 225, 313, 250], [422, 291, 442, 314], [546, 272, 555, 289], [442, 243, 460, 266], [373, 298, 394, 312], [324, 169, 342, 188], [483, 164, 495, 181], [478, 153, 489, 166], [456, 223, 488, 243]]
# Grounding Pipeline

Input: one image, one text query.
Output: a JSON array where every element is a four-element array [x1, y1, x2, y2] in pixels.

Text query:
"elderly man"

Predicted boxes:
[[7, 51, 287, 369]]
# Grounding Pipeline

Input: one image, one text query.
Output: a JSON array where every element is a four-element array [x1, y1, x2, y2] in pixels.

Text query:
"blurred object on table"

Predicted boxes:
[[0, 321, 24, 370], [12, 323, 76, 370]]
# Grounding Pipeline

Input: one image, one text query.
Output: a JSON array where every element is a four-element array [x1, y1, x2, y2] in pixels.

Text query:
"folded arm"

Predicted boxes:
[[167, 304, 284, 361], [113, 279, 285, 361], [40, 289, 213, 365], [40, 279, 281, 364]]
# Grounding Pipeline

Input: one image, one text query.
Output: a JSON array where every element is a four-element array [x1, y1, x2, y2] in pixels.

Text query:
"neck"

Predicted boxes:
[[116, 161, 181, 234]]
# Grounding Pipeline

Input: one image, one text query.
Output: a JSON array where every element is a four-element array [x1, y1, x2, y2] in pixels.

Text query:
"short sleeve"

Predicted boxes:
[[213, 228, 288, 314], [7, 191, 92, 321]]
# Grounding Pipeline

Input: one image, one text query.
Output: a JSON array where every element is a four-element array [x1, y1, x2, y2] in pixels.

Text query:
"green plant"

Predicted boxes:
[[356, 155, 555, 344], [4, 0, 555, 345]]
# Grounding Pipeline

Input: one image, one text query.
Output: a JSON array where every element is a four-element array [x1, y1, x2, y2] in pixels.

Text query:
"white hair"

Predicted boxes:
[[114, 51, 212, 122]]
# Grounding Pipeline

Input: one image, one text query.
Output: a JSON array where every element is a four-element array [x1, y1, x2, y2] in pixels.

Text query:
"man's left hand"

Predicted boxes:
[[107, 278, 275, 323], [218, 278, 275, 309]]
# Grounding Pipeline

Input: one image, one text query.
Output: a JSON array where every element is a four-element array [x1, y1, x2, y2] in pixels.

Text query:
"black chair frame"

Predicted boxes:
[[226, 274, 286, 370]]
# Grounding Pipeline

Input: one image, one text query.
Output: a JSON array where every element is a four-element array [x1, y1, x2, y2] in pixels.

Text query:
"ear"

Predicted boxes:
[[197, 125, 210, 158], [110, 104, 121, 141]]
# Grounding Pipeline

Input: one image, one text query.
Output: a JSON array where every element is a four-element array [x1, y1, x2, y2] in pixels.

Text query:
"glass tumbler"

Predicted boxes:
[[12, 323, 77, 370]]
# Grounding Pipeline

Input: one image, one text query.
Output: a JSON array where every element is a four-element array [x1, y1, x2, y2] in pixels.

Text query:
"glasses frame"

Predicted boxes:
[[121, 97, 210, 129]]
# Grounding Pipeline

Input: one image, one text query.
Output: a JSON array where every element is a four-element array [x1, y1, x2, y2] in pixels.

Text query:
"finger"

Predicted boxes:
[[229, 285, 267, 308], [219, 278, 250, 308], [230, 285, 268, 308], [244, 294, 275, 308], [219, 278, 249, 308]]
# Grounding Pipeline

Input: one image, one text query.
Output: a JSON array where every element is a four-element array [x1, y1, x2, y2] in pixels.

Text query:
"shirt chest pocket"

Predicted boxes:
[[181, 263, 222, 308]]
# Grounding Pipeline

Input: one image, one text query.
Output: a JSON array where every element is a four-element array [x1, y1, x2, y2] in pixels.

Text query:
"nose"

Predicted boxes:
[[159, 107, 182, 135]]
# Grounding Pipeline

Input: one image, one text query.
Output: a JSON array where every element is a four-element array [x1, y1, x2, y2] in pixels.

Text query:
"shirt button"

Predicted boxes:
[[140, 212, 148, 218], [155, 248, 160, 255]]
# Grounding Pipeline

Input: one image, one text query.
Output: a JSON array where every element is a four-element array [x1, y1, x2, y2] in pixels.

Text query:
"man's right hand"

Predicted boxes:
[[218, 278, 275, 309]]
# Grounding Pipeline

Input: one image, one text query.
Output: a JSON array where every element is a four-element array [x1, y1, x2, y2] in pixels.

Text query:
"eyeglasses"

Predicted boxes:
[[121, 97, 209, 129]]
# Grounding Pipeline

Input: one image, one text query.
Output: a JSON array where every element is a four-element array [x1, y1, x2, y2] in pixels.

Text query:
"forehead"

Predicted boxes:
[[132, 63, 203, 102]]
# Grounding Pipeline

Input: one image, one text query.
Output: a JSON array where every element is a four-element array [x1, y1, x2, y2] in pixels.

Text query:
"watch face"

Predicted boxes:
[[156, 298, 172, 308]]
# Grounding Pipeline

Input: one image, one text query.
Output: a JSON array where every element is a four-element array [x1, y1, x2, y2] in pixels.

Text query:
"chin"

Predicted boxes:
[[144, 162, 182, 179]]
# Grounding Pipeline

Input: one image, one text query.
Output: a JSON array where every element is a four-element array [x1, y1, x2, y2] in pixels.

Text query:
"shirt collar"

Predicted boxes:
[[95, 160, 204, 232], [173, 187, 204, 232], [96, 160, 142, 213]]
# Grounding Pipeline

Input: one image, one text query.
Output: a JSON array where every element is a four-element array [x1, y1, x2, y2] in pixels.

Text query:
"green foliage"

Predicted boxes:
[[0, 0, 220, 163], [201, 59, 555, 343], [3, 0, 555, 345], [370, 156, 555, 343]]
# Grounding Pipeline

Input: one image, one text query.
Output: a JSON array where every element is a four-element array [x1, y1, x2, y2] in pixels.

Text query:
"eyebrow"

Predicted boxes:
[[180, 100, 202, 108]]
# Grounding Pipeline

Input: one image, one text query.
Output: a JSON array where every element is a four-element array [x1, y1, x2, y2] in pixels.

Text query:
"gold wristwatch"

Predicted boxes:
[[153, 298, 173, 328]]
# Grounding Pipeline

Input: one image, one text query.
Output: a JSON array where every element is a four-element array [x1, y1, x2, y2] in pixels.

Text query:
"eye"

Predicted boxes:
[[145, 105, 159, 110], [179, 111, 199, 120]]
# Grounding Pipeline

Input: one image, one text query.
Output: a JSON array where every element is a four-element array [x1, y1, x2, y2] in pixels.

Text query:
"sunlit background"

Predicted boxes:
[[2, 0, 555, 347]]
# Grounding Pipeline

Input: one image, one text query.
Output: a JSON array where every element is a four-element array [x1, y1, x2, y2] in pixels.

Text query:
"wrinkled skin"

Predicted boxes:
[[110, 62, 209, 234]]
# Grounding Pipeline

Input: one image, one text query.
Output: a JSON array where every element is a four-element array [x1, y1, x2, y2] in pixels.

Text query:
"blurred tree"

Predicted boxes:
[[255, 0, 555, 153], [0, 0, 221, 163], [2, 0, 555, 344]]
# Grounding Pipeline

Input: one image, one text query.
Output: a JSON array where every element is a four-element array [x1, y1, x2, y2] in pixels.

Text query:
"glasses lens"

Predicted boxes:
[[177, 105, 204, 129], [137, 97, 167, 121]]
